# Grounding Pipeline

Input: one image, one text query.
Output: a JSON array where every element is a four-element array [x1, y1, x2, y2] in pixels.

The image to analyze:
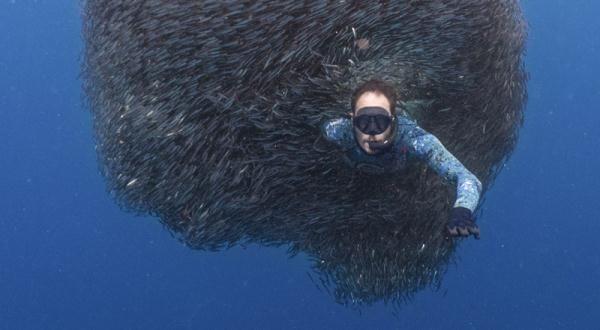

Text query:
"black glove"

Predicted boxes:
[[447, 207, 480, 239]]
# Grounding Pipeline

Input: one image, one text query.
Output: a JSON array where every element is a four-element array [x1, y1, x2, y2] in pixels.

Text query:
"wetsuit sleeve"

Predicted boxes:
[[321, 118, 353, 147], [405, 129, 483, 212]]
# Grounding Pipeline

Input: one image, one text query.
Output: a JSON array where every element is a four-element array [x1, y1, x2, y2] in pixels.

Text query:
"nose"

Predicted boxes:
[[365, 117, 380, 135]]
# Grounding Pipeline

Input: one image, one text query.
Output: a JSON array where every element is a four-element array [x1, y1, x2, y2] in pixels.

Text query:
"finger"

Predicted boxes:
[[458, 227, 470, 236], [469, 225, 481, 239], [447, 226, 459, 236]]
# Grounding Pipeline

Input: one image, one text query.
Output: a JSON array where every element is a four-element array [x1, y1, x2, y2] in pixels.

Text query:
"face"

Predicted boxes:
[[352, 92, 394, 155]]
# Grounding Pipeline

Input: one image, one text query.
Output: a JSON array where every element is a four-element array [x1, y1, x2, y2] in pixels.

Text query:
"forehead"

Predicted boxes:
[[355, 92, 391, 112]]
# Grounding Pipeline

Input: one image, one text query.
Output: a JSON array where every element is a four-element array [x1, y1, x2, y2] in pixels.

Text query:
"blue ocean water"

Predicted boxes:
[[1, 1, 598, 329]]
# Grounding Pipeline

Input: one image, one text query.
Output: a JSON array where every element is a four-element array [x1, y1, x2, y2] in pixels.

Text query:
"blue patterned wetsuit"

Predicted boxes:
[[322, 115, 482, 212]]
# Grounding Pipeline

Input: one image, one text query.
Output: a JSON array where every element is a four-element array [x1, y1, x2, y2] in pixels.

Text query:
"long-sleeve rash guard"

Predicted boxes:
[[322, 115, 482, 212]]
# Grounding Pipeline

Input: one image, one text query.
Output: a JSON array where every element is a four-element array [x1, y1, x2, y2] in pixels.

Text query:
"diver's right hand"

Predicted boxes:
[[447, 207, 480, 239]]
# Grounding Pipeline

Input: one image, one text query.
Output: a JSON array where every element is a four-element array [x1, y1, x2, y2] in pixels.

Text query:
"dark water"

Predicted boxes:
[[1, 1, 598, 329]]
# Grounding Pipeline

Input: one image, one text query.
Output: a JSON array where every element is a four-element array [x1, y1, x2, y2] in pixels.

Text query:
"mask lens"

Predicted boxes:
[[374, 115, 391, 131], [354, 114, 392, 135], [354, 116, 371, 132]]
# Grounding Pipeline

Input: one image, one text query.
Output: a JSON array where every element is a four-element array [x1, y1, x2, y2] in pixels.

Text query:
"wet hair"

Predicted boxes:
[[351, 79, 397, 115]]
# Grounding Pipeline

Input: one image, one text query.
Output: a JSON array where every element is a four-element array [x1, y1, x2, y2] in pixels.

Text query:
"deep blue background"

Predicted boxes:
[[1, 1, 598, 329]]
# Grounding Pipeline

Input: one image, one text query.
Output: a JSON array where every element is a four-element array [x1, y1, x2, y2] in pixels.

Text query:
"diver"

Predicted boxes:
[[322, 79, 482, 239]]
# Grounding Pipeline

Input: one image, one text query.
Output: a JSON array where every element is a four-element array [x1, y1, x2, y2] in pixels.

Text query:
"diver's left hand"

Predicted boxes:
[[447, 207, 480, 239]]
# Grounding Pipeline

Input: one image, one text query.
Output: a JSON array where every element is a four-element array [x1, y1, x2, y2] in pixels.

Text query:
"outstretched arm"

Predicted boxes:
[[411, 133, 482, 211], [406, 129, 482, 238]]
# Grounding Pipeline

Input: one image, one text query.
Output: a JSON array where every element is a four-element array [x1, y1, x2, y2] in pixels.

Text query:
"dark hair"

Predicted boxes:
[[351, 79, 397, 115]]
